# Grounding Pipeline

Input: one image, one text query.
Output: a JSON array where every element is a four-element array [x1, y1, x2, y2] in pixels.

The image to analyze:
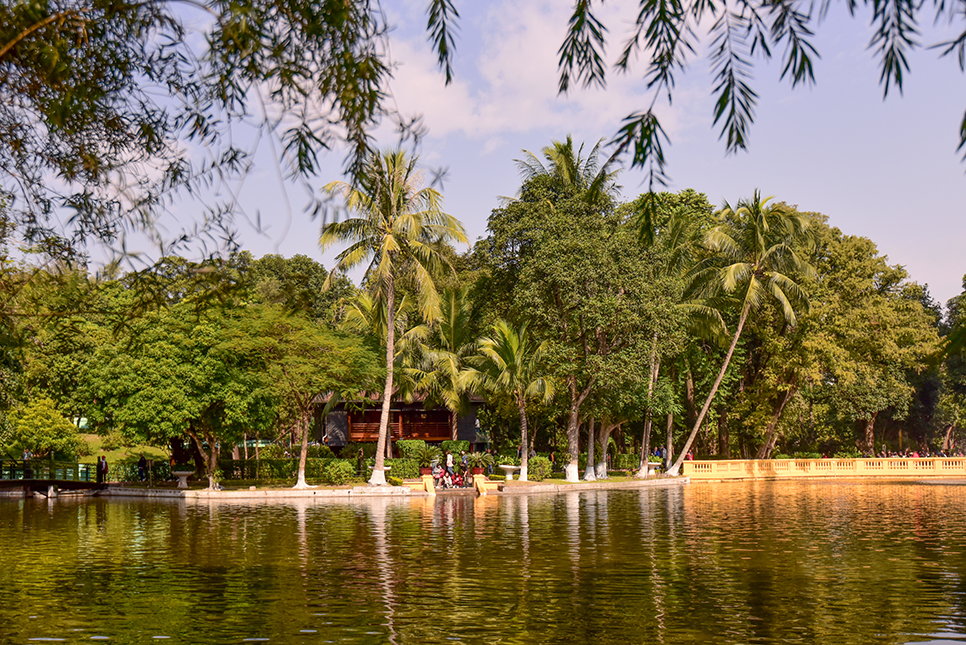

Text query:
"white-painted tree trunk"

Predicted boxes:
[[564, 462, 579, 482], [518, 397, 529, 481], [293, 406, 316, 489], [583, 418, 597, 481], [370, 275, 395, 486]]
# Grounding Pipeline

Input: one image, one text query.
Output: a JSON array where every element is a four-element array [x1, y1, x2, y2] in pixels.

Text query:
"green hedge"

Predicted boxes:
[[106, 460, 171, 482], [322, 460, 355, 485], [395, 440, 426, 459], [216, 458, 361, 482], [442, 440, 469, 454], [385, 458, 419, 479]]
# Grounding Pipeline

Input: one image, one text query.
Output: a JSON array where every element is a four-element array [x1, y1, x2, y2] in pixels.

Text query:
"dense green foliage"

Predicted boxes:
[[0, 136, 959, 476]]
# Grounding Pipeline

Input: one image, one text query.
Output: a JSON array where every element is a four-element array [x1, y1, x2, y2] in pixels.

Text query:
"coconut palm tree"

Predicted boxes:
[[405, 285, 480, 440], [665, 191, 815, 476], [516, 135, 618, 204], [474, 320, 554, 481], [321, 150, 467, 485]]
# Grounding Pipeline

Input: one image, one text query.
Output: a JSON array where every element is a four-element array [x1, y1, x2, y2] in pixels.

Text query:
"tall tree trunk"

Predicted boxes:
[[564, 377, 594, 482], [451, 409, 458, 441], [717, 407, 729, 458], [371, 275, 395, 486], [639, 411, 652, 479], [667, 300, 752, 476], [518, 395, 529, 481], [863, 411, 879, 455], [187, 425, 220, 490], [942, 424, 955, 452], [636, 340, 661, 478], [665, 412, 674, 467], [243, 433, 249, 461], [584, 417, 596, 481], [595, 422, 618, 478], [294, 402, 314, 489], [684, 362, 697, 431], [756, 382, 797, 459]]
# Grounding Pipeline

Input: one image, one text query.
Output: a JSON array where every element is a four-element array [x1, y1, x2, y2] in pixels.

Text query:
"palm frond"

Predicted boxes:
[[558, 0, 609, 92], [709, 10, 758, 152], [427, 0, 460, 84]]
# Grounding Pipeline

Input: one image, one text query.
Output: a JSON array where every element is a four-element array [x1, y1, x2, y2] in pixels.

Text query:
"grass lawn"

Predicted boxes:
[[79, 434, 168, 465]]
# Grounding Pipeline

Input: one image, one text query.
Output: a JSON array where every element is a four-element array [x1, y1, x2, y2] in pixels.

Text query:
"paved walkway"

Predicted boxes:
[[102, 476, 689, 500]]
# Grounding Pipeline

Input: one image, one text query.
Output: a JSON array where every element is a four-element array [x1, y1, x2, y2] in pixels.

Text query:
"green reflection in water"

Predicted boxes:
[[2, 481, 966, 644]]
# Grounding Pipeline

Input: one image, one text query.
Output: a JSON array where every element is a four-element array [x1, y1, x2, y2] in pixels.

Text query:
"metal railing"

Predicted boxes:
[[0, 460, 94, 482]]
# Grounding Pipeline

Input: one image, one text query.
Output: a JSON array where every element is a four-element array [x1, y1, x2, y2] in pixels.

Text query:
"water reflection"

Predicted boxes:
[[4, 481, 966, 643]]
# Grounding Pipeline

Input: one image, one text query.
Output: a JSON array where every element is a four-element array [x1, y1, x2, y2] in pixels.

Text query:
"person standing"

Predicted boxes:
[[97, 456, 108, 484], [137, 454, 147, 482], [445, 450, 454, 475]]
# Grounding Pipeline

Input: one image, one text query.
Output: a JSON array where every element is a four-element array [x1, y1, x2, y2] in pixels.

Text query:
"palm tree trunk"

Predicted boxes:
[[518, 395, 529, 482], [451, 409, 458, 441], [583, 417, 596, 481], [667, 300, 752, 476], [371, 275, 395, 486]]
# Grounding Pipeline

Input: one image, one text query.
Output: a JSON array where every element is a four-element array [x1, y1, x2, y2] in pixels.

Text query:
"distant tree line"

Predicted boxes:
[[0, 142, 963, 487]]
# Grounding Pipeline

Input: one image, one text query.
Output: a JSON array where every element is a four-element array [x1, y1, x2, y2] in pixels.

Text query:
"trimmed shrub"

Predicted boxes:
[[258, 458, 297, 479], [794, 452, 822, 460], [528, 456, 552, 481], [773, 453, 791, 459], [442, 440, 469, 455], [387, 476, 403, 486], [395, 440, 426, 459], [385, 458, 419, 479], [322, 460, 355, 485]]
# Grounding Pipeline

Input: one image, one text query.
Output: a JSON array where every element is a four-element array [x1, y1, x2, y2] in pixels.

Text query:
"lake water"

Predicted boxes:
[[3, 480, 966, 644]]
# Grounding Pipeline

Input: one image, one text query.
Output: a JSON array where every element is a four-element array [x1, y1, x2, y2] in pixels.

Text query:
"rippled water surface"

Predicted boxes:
[[3, 481, 966, 644]]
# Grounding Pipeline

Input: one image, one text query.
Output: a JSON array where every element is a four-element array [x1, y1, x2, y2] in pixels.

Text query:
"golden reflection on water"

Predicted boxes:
[[3, 482, 966, 644]]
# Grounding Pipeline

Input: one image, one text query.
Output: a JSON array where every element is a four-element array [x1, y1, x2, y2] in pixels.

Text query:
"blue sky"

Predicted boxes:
[[214, 0, 966, 308]]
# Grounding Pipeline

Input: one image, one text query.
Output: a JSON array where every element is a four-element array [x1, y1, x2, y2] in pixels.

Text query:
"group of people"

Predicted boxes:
[[873, 448, 965, 458], [433, 450, 474, 488]]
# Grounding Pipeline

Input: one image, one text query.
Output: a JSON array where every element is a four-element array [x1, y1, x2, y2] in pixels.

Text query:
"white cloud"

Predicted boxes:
[[385, 0, 695, 145]]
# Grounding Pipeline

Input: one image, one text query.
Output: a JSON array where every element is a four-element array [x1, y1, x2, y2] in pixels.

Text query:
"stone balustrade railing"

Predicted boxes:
[[683, 457, 966, 480]]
